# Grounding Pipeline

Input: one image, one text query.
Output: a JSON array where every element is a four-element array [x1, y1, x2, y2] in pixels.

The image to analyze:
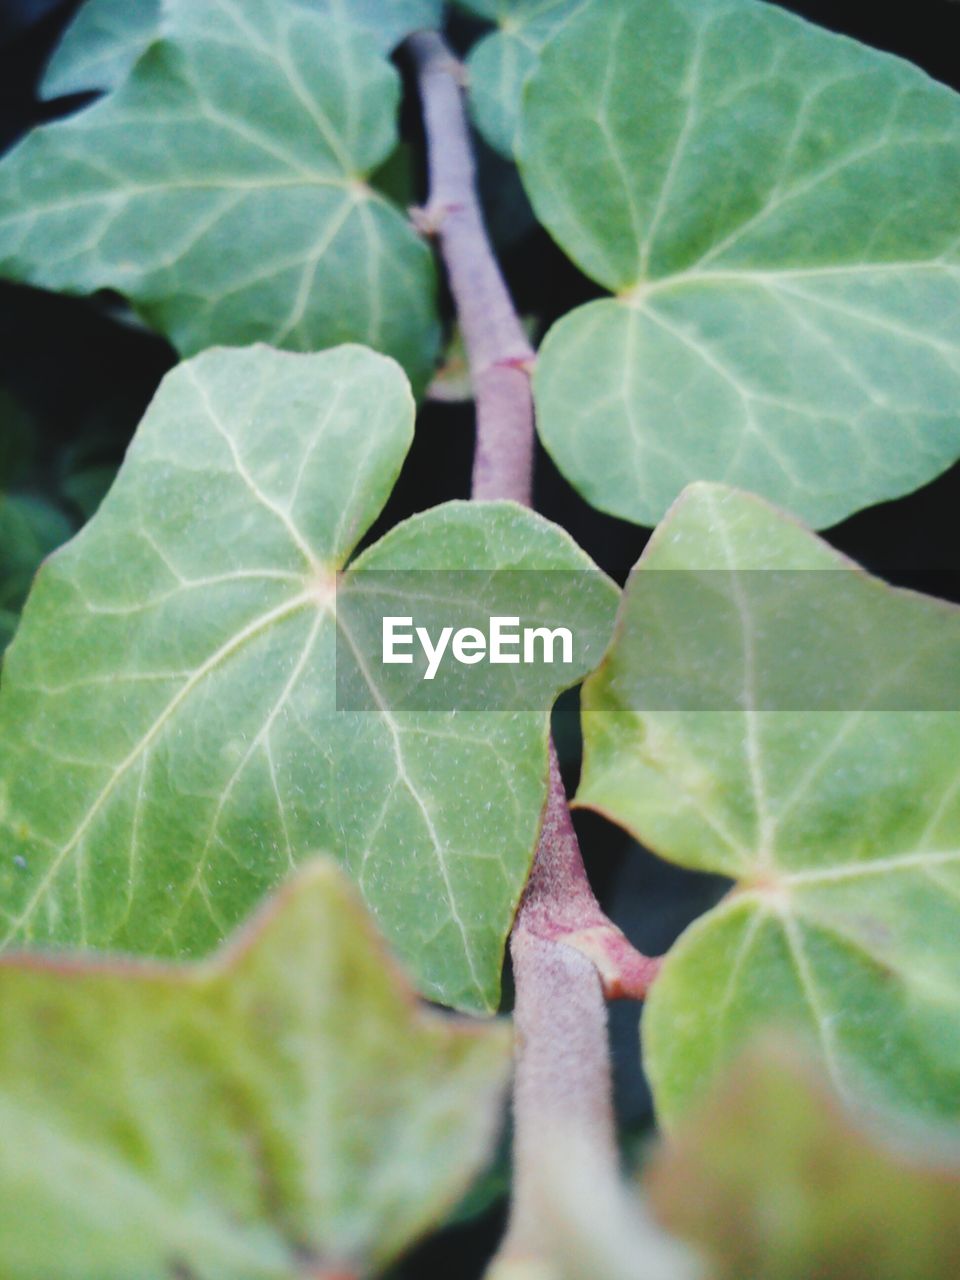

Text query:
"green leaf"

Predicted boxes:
[[0, 858, 511, 1280], [1, 0, 439, 388], [520, 0, 960, 528], [42, 0, 443, 98], [41, 0, 159, 98], [458, 0, 588, 158], [0, 344, 617, 1013], [0, 494, 73, 655], [577, 482, 960, 1124], [648, 1036, 960, 1280]]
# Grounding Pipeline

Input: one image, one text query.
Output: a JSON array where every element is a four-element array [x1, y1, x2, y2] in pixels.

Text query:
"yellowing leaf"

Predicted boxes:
[[649, 1037, 960, 1280], [0, 859, 511, 1279]]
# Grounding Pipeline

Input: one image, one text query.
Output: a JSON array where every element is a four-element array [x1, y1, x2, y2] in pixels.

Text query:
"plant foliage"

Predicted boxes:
[[0, 860, 509, 1279], [0, 0, 959, 1273]]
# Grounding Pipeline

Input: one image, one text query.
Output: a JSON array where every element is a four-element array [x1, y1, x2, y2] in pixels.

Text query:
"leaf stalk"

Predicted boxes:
[[409, 28, 659, 1270]]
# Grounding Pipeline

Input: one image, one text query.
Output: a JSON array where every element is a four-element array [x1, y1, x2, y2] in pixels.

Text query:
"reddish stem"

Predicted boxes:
[[408, 32, 535, 505], [409, 30, 659, 1270], [521, 745, 662, 1001], [408, 30, 656, 993]]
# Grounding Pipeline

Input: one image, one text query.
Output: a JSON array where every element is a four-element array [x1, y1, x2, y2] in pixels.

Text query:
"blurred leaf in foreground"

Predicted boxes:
[[0, 859, 511, 1280], [648, 1036, 960, 1280]]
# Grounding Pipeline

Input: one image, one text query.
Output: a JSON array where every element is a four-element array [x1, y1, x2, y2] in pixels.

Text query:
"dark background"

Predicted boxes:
[[0, 1, 958, 1273]]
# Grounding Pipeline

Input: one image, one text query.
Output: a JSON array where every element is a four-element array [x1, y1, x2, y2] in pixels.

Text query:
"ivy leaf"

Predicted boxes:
[[0, 494, 73, 655], [0, 344, 617, 1013], [648, 1037, 960, 1280], [456, 0, 588, 158], [0, 0, 439, 388], [0, 859, 511, 1280], [577, 482, 960, 1124], [42, 0, 444, 98], [40, 0, 159, 98], [520, 0, 960, 528]]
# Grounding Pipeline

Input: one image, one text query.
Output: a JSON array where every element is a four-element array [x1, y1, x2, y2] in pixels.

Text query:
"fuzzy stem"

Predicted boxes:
[[409, 30, 658, 1270], [408, 32, 535, 505]]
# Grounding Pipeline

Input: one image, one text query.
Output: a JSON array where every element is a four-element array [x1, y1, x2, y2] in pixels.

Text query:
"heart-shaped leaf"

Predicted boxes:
[[520, 0, 960, 528], [456, 0, 588, 158], [577, 482, 960, 1124], [0, 858, 511, 1280], [649, 1037, 960, 1280], [0, 0, 439, 387], [42, 0, 444, 98], [0, 343, 617, 1012]]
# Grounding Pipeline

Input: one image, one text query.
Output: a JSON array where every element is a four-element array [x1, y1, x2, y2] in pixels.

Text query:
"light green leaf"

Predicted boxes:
[[1, 0, 439, 387], [0, 344, 617, 1013], [41, 0, 159, 98], [0, 858, 511, 1280], [458, 0, 588, 158], [521, 0, 960, 528], [577, 482, 960, 1124], [648, 1036, 960, 1280], [42, 0, 443, 98], [0, 494, 73, 655]]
